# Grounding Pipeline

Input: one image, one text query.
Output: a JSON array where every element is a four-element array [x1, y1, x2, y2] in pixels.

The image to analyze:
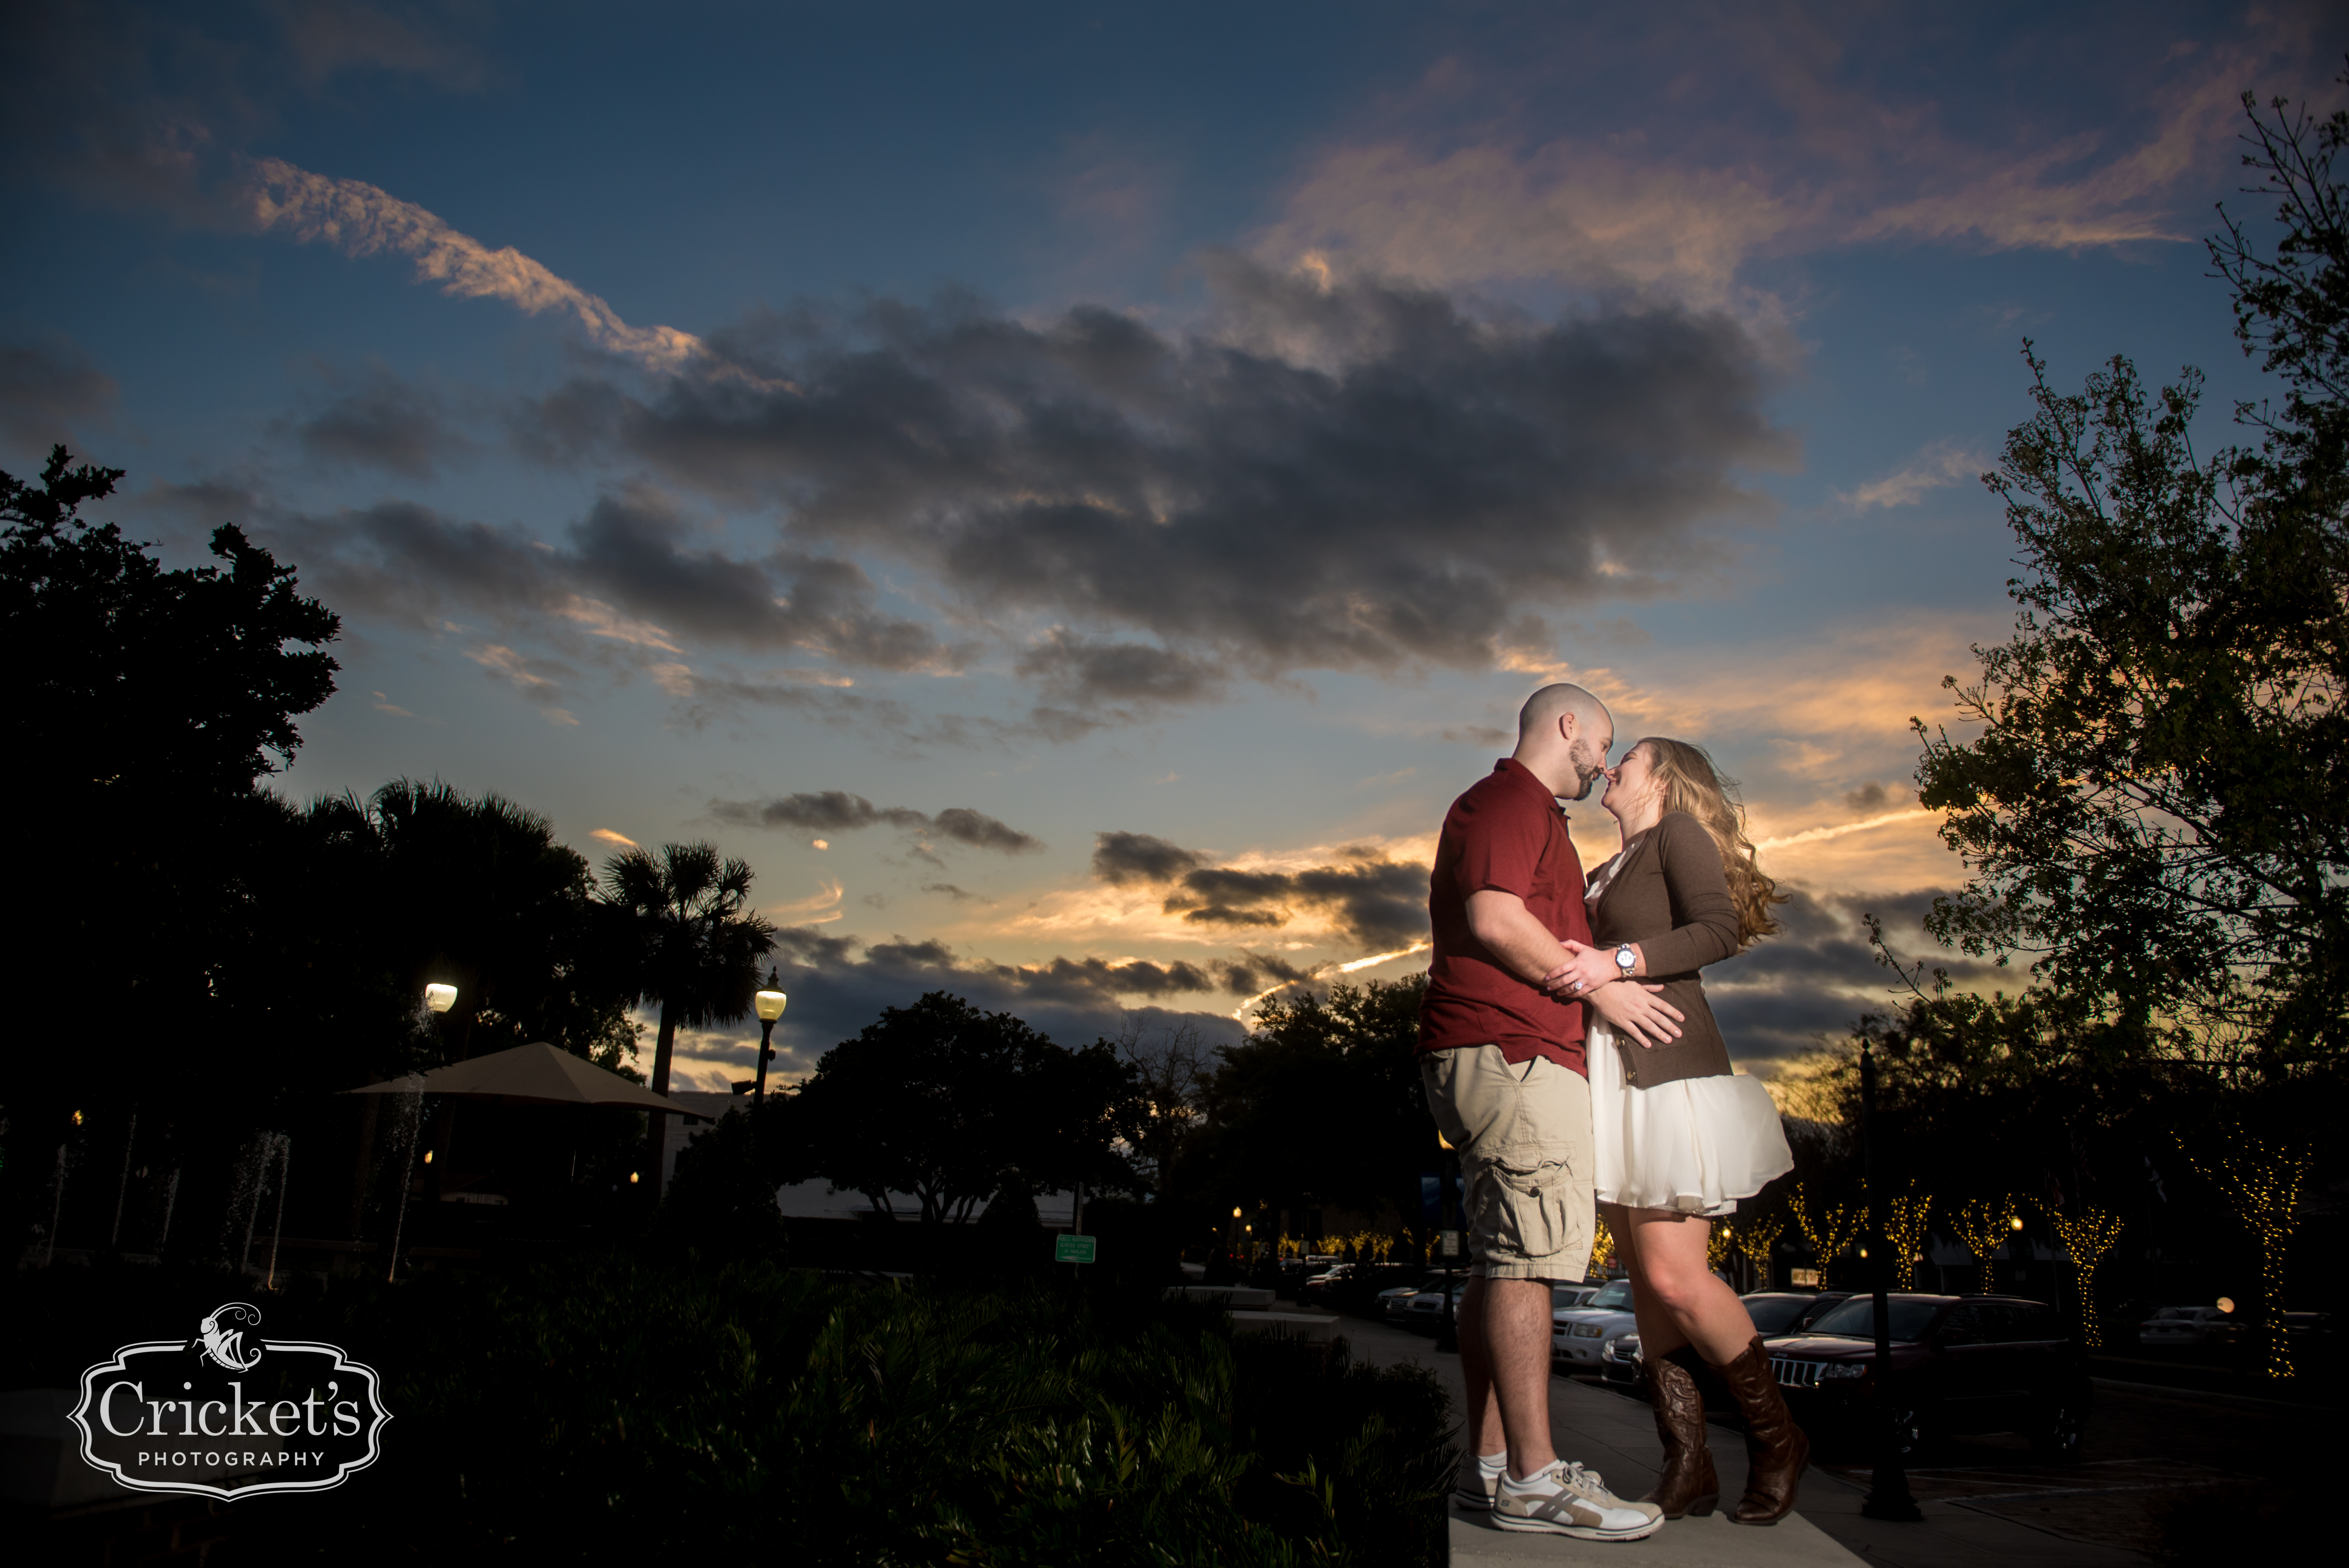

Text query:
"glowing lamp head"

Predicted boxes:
[[1232, 1206, 1243, 1218], [755, 989, 788, 1023], [2009, 1215, 2025, 1231], [629, 1171, 640, 1185], [424, 984, 458, 1014], [2216, 1296, 2236, 1314]]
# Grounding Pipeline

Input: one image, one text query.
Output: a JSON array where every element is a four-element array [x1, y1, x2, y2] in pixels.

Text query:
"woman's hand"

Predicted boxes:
[[1542, 938, 1636, 998]]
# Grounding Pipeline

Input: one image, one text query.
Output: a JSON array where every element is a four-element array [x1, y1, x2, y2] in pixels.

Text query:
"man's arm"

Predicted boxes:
[[1465, 890, 1684, 1046]]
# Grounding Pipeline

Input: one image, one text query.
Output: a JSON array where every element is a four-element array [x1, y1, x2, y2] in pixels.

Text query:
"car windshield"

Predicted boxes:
[[1742, 1296, 1813, 1335], [1803, 1297, 1944, 1342], [1586, 1282, 1634, 1311], [1552, 1286, 1592, 1308]]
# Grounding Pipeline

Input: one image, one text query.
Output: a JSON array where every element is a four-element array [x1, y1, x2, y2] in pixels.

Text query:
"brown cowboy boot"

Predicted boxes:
[[1641, 1345, 1720, 1518], [1711, 1335, 1809, 1525]]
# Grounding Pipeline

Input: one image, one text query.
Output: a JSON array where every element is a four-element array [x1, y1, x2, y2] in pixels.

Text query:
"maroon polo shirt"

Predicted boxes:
[[1416, 758, 1593, 1075]]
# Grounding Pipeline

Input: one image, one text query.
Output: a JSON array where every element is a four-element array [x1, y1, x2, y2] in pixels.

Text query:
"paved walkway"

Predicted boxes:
[[1334, 1316, 2159, 1567]]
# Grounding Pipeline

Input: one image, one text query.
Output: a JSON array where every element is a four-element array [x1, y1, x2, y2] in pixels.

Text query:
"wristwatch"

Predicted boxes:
[[1614, 944, 1638, 978]]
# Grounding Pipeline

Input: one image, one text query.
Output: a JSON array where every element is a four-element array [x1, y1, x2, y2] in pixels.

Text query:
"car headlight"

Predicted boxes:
[[1572, 1324, 1604, 1338], [1818, 1363, 1868, 1380]]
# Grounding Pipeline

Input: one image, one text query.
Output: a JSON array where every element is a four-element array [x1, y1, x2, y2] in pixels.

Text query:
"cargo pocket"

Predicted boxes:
[[1490, 1153, 1573, 1261]]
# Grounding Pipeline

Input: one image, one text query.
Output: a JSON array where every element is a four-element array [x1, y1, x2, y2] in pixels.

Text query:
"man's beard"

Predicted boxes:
[[1564, 743, 1606, 800]]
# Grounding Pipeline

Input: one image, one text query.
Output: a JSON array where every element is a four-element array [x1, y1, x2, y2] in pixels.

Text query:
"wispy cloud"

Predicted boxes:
[[588, 827, 637, 848], [1837, 440, 1986, 511], [242, 156, 701, 372]]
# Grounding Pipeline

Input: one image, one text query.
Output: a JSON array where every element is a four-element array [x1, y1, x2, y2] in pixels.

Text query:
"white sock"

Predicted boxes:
[[1477, 1450, 1508, 1478]]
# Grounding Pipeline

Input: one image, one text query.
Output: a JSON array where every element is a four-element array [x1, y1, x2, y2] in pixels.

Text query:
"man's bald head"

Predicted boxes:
[[1513, 683, 1615, 799]]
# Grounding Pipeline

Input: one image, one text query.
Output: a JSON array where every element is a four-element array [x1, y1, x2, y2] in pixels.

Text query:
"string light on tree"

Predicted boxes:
[[1884, 1188, 1934, 1290], [2181, 1129, 2310, 1379], [1590, 1214, 1618, 1274], [1734, 1215, 1785, 1288], [2037, 1201, 2126, 1349], [1950, 1198, 2018, 1295], [1791, 1182, 1866, 1285], [1707, 1220, 1737, 1274]]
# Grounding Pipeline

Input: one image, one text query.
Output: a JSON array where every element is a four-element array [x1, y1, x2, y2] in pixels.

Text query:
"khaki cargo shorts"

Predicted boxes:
[[1419, 1045, 1593, 1282]]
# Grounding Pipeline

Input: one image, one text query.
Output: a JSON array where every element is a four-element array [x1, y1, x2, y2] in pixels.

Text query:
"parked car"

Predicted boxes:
[[1298, 1263, 1358, 1305], [1553, 1279, 1639, 1372], [1764, 1294, 2091, 1459], [1741, 1290, 1854, 1337], [1554, 1283, 1602, 1312], [1379, 1272, 1453, 1323], [2137, 1306, 2243, 1347], [1408, 1279, 1471, 1333], [1602, 1330, 1645, 1388]]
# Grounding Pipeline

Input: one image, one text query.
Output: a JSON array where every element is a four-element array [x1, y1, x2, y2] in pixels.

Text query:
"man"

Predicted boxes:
[[1417, 683, 1685, 1541]]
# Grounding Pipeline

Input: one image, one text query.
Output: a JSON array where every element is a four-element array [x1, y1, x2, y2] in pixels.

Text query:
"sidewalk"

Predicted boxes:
[[1334, 1315, 2157, 1567]]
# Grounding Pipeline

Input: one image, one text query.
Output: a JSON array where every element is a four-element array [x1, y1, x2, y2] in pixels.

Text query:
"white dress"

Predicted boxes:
[[1584, 841, 1793, 1217]]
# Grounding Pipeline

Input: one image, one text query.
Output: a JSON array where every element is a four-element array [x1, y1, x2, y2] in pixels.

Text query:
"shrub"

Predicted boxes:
[[192, 1254, 1454, 1563]]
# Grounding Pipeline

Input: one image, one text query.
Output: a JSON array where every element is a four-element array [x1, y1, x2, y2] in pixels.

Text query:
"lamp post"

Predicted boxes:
[[1859, 1038, 1921, 1521], [753, 973, 788, 1104], [389, 983, 457, 1283], [1435, 1134, 1461, 1354]]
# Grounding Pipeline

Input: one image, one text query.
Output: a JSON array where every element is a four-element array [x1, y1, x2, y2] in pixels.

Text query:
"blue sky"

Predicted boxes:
[[5, 0, 2341, 1088]]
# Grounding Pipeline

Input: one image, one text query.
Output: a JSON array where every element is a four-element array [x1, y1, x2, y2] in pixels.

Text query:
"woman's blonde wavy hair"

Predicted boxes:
[[1635, 737, 1785, 950]]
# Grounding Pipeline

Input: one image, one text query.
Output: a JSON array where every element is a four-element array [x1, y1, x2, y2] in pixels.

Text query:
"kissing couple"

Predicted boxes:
[[1415, 682, 1800, 1540]]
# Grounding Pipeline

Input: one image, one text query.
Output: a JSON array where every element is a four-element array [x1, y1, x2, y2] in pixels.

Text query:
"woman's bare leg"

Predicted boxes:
[[1620, 1208, 1755, 1365]]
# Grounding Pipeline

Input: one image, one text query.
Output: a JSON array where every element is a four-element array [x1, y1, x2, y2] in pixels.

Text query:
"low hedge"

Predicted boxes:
[[16, 1254, 1453, 1563]]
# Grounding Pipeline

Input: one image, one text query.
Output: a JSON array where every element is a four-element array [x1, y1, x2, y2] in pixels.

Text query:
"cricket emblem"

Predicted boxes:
[[188, 1302, 264, 1372]]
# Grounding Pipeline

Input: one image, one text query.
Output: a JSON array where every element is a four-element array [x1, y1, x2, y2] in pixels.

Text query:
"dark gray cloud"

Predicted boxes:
[[1707, 886, 2014, 1064], [1092, 829, 1429, 947], [708, 792, 1041, 854], [740, 923, 1280, 1073], [285, 367, 462, 479], [1092, 831, 1205, 886], [518, 253, 1792, 691], [259, 488, 956, 678], [0, 337, 118, 455]]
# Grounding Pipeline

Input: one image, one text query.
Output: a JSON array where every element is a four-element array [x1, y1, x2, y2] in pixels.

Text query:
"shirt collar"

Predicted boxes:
[[1492, 757, 1572, 821]]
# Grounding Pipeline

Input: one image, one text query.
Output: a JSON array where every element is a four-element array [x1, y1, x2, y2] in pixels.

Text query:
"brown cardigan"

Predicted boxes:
[[1587, 810, 1743, 1087]]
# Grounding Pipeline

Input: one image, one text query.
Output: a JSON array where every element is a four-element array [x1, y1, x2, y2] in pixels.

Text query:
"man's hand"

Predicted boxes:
[[1542, 938, 1636, 998], [1586, 980, 1684, 1048]]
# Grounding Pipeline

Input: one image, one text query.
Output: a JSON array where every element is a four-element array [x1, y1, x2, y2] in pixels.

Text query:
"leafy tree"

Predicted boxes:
[[600, 842, 777, 1190], [1178, 976, 1432, 1238], [365, 778, 629, 1066], [1915, 87, 2349, 1072], [776, 992, 1143, 1223], [2, 447, 340, 1245]]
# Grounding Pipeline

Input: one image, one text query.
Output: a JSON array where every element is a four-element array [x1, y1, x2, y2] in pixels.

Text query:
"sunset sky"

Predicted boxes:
[[6, 1, 2342, 1089]]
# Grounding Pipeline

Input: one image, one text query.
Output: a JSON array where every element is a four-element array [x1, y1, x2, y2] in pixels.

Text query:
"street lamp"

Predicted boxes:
[[390, 983, 457, 1283], [753, 973, 788, 1104]]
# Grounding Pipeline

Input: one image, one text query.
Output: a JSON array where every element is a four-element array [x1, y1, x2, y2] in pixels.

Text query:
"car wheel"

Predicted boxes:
[[2030, 1392, 2089, 1463]]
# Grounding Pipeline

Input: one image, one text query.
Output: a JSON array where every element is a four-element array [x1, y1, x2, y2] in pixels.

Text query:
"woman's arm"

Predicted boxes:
[[1637, 812, 1741, 974]]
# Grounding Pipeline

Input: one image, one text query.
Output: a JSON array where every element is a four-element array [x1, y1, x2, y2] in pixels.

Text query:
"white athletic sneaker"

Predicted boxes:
[[1453, 1454, 1500, 1511], [1494, 1460, 1665, 1540]]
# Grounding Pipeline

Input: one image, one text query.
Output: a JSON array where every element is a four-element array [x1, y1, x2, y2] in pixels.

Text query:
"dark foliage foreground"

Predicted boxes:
[[14, 1258, 1452, 1564]]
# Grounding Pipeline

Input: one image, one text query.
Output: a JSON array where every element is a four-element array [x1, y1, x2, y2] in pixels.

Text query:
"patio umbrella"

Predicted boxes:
[[346, 1041, 712, 1120]]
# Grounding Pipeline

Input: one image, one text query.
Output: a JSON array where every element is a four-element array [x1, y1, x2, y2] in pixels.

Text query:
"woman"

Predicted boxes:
[[1544, 738, 1801, 1525]]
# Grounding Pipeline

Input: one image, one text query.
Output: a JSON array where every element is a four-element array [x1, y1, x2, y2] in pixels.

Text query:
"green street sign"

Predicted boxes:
[[1055, 1234, 1098, 1264]]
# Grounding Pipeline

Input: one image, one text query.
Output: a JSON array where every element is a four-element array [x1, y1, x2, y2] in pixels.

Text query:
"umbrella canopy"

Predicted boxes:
[[346, 1042, 711, 1120]]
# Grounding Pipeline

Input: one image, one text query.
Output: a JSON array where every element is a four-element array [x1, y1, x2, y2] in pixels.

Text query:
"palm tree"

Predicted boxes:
[[601, 842, 777, 1196], [365, 778, 600, 1056]]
